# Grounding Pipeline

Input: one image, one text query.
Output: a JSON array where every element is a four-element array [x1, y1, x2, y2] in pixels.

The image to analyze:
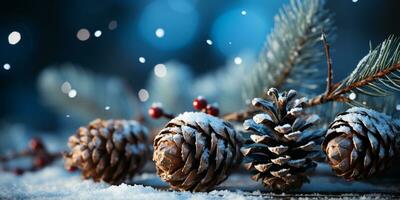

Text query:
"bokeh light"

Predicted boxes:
[[155, 28, 165, 38], [211, 8, 270, 56], [139, 57, 146, 63], [154, 64, 167, 77], [108, 20, 118, 30], [77, 29, 90, 41], [349, 92, 357, 100], [8, 31, 21, 45], [94, 30, 102, 37], [3, 63, 11, 70], [167, 0, 195, 13], [68, 89, 77, 98], [61, 81, 72, 94], [234, 57, 242, 65], [138, 89, 150, 102]]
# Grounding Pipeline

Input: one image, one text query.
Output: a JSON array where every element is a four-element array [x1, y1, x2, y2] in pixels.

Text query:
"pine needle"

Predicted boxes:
[[334, 36, 400, 97], [306, 36, 400, 112], [243, 0, 334, 101]]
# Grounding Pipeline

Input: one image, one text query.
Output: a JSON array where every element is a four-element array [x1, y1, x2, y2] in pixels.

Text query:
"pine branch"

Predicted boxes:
[[243, 0, 334, 100], [37, 64, 139, 121], [305, 36, 400, 107], [226, 36, 400, 122], [338, 36, 400, 95]]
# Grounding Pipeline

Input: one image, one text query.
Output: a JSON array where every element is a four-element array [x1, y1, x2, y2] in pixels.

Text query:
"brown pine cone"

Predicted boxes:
[[323, 107, 400, 180], [242, 88, 324, 192], [153, 112, 243, 192], [64, 119, 149, 184]]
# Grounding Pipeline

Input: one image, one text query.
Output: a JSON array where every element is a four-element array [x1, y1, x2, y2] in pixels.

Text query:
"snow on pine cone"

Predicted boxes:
[[323, 107, 400, 180], [153, 112, 243, 192], [64, 119, 149, 184], [242, 88, 324, 192]]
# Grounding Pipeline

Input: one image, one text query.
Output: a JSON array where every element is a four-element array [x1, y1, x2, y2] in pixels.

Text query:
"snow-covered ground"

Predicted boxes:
[[0, 161, 398, 200], [0, 162, 259, 200], [0, 126, 399, 199]]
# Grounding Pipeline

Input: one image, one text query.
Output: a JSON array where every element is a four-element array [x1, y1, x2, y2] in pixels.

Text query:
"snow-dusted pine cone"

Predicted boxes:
[[323, 107, 400, 180], [153, 112, 243, 192], [64, 119, 149, 184], [242, 88, 324, 192]]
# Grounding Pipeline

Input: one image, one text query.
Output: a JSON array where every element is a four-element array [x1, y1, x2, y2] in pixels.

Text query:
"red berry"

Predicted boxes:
[[193, 96, 208, 110], [67, 166, 78, 172], [29, 138, 44, 151], [13, 168, 24, 176], [148, 106, 164, 119], [206, 105, 219, 116]]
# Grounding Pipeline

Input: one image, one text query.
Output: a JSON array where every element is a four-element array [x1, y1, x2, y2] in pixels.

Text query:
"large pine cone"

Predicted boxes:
[[153, 112, 243, 192], [242, 88, 324, 192], [323, 107, 400, 180], [64, 119, 149, 184]]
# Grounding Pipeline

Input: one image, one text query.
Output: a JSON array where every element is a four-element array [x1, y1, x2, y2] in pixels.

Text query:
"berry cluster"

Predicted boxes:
[[192, 96, 219, 116], [0, 138, 61, 176], [148, 96, 220, 119]]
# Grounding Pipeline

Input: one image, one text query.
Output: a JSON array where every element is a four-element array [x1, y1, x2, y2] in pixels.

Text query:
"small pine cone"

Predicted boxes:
[[153, 112, 243, 192], [242, 88, 324, 192], [323, 107, 400, 180], [64, 119, 149, 184]]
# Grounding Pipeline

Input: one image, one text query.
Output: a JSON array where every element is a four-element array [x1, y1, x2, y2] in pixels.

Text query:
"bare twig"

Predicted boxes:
[[163, 113, 175, 120], [222, 108, 260, 122], [321, 33, 333, 95], [0, 138, 62, 175]]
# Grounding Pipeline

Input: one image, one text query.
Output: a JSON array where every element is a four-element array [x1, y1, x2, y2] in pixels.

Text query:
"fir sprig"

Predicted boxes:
[[226, 35, 400, 122], [339, 36, 400, 96], [306, 36, 400, 107], [243, 0, 334, 100]]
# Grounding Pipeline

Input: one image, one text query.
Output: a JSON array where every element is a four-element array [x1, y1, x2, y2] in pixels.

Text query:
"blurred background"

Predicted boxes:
[[1, 0, 400, 145]]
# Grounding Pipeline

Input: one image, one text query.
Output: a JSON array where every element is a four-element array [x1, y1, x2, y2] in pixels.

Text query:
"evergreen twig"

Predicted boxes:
[[305, 36, 400, 107], [243, 0, 334, 100], [225, 36, 400, 122]]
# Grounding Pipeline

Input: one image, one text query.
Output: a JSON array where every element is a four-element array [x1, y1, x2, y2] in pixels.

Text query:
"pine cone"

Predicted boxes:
[[153, 112, 243, 192], [64, 119, 149, 184], [323, 107, 400, 180], [242, 88, 324, 192]]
